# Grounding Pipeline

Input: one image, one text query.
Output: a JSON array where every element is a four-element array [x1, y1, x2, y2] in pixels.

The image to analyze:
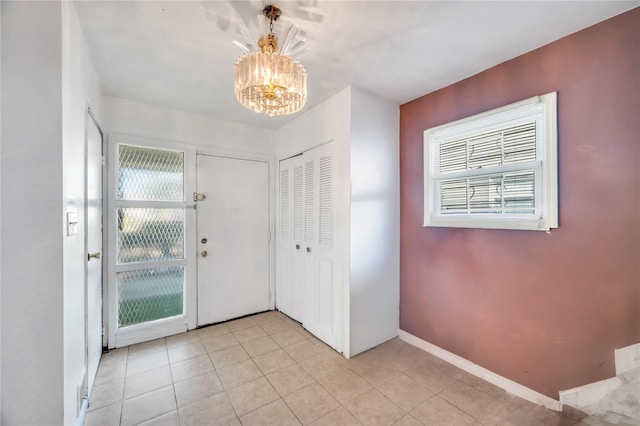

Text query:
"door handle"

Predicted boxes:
[[306, 247, 311, 253], [296, 244, 300, 250], [201, 250, 208, 257], [88, 252, 101, 261]]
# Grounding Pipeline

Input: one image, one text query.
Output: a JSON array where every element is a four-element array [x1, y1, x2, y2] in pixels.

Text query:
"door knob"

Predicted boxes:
[[306, 247, 311, 253], [296, 244, 300, 250], [201, 238, 208, 244], [201, 250, 208, 257], [88, 252, 101, 261]]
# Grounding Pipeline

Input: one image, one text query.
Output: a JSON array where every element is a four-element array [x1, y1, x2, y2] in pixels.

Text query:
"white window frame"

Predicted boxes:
[[424, 92, 558, 231]]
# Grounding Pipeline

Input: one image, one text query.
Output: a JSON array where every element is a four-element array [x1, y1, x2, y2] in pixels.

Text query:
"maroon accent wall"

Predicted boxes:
[[399, 8, 639, 398]]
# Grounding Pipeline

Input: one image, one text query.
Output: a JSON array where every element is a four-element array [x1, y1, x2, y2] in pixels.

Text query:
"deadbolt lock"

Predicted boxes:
[[201, 238, 208, 244]]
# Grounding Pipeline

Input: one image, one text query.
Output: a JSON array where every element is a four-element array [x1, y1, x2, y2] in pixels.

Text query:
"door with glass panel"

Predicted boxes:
[[109, 140, 191, 347]]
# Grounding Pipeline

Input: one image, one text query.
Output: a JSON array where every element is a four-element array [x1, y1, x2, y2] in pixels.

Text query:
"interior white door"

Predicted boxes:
[[301, 143, 336, 347], [86, 109, 103, 394], [197, 155, 270, 326], [277, 155, 305, 322]]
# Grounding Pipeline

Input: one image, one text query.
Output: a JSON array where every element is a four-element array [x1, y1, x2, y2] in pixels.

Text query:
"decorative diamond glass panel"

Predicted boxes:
[[113, 142, 188, 333], [117, 144, 184, 201], [117, 267, 184, 327], [117, 208, 185, 264]]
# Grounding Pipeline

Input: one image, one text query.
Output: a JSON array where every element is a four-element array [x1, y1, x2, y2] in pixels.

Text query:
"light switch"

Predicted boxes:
[[67, 211, 78, 236]]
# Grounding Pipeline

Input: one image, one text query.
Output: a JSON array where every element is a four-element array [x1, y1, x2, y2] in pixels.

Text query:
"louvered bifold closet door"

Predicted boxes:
[[319, 154, 334, 250], [302, 143, 336, 348], [277, 155, 305, 322]]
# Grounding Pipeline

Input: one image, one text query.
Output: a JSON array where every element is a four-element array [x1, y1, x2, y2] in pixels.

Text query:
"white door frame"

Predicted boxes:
[[105, 135, 275, 348], [84, 105, 103, 398]]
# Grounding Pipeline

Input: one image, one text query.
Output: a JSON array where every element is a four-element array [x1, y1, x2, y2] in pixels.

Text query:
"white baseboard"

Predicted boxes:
[[615, 342, 640, 375], [398, 329, 562, 411]]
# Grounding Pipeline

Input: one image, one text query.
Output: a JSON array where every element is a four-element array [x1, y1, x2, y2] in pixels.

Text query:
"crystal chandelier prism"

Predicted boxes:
[[233, 5, 307, 117]]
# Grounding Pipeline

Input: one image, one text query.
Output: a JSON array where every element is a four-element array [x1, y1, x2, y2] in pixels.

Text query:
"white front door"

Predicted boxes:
[[86, 109, 103, 394], [196, 155, 271, 326]]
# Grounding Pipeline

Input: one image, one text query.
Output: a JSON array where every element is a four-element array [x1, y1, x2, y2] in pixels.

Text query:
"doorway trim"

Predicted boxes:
[[83, 104, 103, 405], [196, 146, 276, 318], [104, 134, 275, 348]]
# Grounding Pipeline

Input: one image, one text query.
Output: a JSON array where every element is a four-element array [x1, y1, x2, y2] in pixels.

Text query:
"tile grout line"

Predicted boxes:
[[92, 311, 588, 426], [119, 347, 129, 426]]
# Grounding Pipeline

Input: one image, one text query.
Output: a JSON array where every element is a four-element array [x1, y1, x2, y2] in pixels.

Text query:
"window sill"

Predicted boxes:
[[424, 216, 553, 232]]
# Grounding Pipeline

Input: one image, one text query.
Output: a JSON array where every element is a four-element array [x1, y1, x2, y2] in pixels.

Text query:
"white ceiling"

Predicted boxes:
[[74, 1, 638, 130]]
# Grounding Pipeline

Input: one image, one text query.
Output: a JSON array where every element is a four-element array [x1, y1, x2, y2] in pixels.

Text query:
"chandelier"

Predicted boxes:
[[233, 5, 307, 116]]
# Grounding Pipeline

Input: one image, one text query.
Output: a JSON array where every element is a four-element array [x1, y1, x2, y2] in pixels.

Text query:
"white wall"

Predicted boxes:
[[103, 96, 275, 155], [274, 87, 400, 357], [61, 2, 103, 424], [0, 3, 3, 421], [349, 87, 400, 356], [275, 88, 351, 160], [0, 2, 103, 423], [275, 87, 352, 355], [1, 2, 65, 423]]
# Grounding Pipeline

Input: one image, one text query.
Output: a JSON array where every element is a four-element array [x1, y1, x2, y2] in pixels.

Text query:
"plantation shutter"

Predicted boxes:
[[436, 122, 537, 215]]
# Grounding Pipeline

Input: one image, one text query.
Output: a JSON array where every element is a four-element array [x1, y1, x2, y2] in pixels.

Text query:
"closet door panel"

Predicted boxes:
[[278, 142, 336, 349], [291, 160, 305, 322], [277, 161, 294, 318], [302, 143, 336, 347], [277, 156, 304, 323]]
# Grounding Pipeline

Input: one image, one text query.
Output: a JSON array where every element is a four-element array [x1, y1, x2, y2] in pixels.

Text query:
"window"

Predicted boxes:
[[115, 144, 186, 327], [424, 92, 558, 231]]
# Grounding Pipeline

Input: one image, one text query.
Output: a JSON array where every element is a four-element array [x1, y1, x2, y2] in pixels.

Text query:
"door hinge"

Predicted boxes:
[[193, 192, 206, 202], [101, 156, 105, 166]]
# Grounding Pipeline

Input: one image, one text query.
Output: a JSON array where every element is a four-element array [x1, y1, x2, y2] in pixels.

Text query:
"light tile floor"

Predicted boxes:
[[85, 311, 589, 426]]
